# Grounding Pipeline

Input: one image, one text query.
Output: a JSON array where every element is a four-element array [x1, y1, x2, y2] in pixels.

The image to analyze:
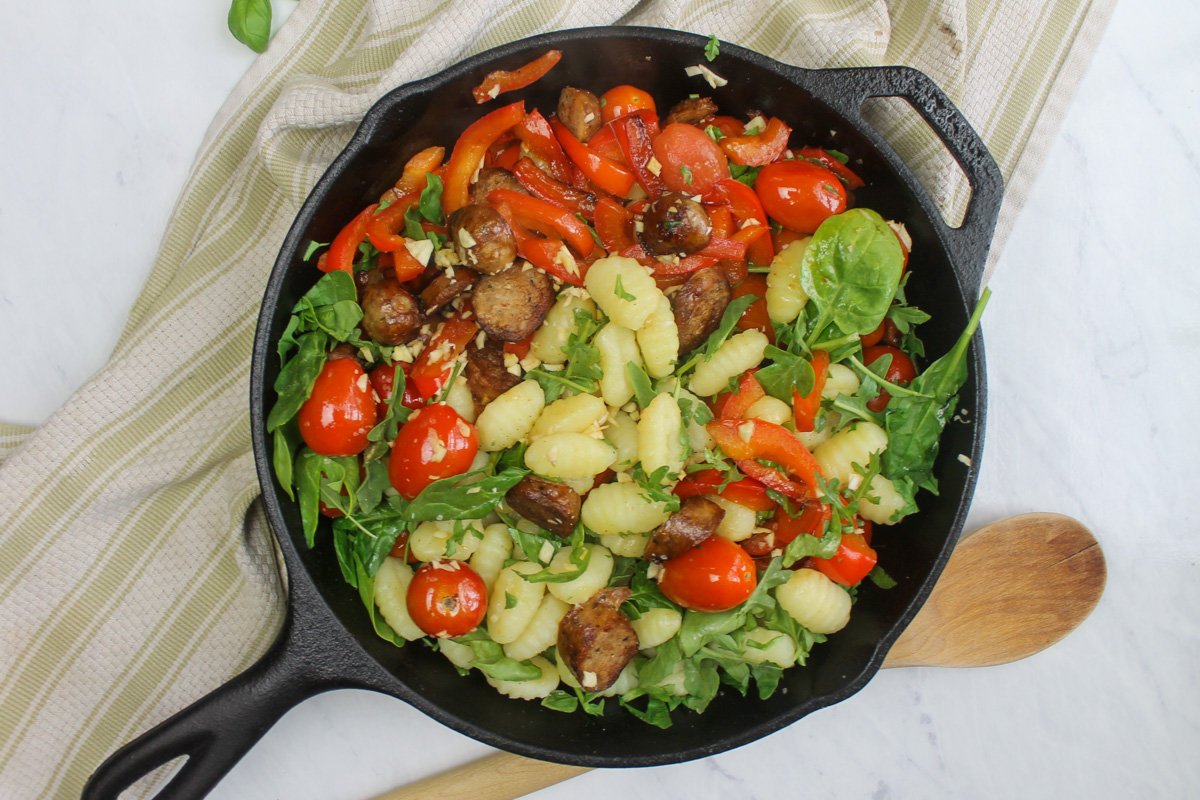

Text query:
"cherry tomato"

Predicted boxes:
[[600, 84, 656, 124], [406, 560, 488, 638], [755, 160, 846, 234], [297, 358, 377, 457], [863, 345, 918, 413], [388, 404, 479, 500], [369, 363, 422, 421], [860, 319, 887, 349], [652, 123, 730, 195], [658, 536, 757, 612]]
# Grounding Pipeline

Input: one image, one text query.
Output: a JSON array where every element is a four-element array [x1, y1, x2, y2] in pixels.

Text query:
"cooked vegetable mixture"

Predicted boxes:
[[268, 48, 987, 727]]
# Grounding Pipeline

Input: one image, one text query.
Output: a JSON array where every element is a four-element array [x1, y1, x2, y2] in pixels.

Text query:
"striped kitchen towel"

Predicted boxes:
[[0, 1, 1115, 797]]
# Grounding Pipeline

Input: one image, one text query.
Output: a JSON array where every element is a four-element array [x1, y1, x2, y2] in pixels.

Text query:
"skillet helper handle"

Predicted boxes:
[[817, 65, 1004, 300], [82, 612, 320, 800]]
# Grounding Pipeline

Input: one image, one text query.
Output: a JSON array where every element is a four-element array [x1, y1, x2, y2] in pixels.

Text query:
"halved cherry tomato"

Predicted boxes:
[[768, 501, 832, 548], [863, 345, 917, 413], [408, 316, 480, 400], [860, 319, 887, 348], [600, 85, 656, 124], [755, 160, 846, 235], [407, 560, 488, 638], [653, 123, 731, 195], [674, 470, 776, 512], [297, 358, 377, 457], [388, 403, 479, 500], [730, 274, 774, 344], [658, 536, 757, 612], [368, 363, 422, 420], [811, 532, 878, 586], [471, 49, 562, 104], [719, 117, 791, 166]]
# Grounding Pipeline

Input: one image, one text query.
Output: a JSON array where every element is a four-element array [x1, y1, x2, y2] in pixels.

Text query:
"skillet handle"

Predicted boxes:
[[82, 611, 328, 800], [813, 66, 1004, 300]]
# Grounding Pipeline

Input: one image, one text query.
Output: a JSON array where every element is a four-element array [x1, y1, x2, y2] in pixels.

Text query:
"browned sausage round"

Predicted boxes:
[[469, 168, 529, 205], [556, 588, 638, 693], [449, 204, 517, 275], [465, 336, 522, 406], [472, 263, 555, 342], [360, 277, 421, 345], [644, 496, 725, 563], [638, 192, 712, 256], [664, 96, 718, 126], [557, 86, 603, 142], [671, 265, 731, 355], [420, 265, 479, 314], [505, 475, 582, 537]]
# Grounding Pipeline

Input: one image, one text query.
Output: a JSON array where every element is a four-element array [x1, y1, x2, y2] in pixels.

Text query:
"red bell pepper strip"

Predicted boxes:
[[512, 158, 597, 220], [730, 224, 769, 247], [489, 139, 522, 171], [767, 501, 832, 548], [706, 179, 774, 266], [614, 114, 667, 199], [381, 146, 444, 205], [443, 101, 526, 218], [504, 336, 533, 361], [811, 531, 878, 586], [551, 117, 636, 198], [322, 203, 379, 273], [703, 115, 744, 139], [719, 117, 792, 166], [650, 254, 719, 276], [582, 123, 629, 163], [797, 147, 865, 190], [718, 371, 766, 419], [792, 350, 830, 432], [471, 49, 562, 104], [706, 418, 823, 495], [708, 204, 734, 238], [696, 235, 749, 262], [593, 198, 636, 253], [523, 238, 585, 286], [737, 459, 809, 502], [513, 109, 572, 183], [675, 469, 776, 512], [486, 188, 594, 257], [365, 193, 418, 253], [408, 315, 480, 400]]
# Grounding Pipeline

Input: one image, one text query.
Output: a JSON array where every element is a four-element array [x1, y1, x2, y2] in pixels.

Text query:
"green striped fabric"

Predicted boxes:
[[0, 1, 1114, 797]]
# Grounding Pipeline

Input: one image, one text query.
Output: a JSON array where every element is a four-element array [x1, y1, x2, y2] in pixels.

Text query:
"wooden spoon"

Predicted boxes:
[[370, 512, 1105, 800]]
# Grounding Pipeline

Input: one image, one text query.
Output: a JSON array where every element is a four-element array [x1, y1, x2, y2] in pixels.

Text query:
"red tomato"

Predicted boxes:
[[600, 85, 656, 124], [406, 560, 488, 638], [860, 319, 886, 349], [653, 123, 731, 195], [755, 160, 846, 234], [863, 345, 917, 413], [387, 404, 479, 500], [297, 358, 377, 457], [811, 532, 878, 586], [369, 363, 422, 421], [730, 274, 775, 344], [658, 536, 758, 612]]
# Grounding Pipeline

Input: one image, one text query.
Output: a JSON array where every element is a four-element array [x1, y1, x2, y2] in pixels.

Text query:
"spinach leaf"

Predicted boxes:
[[883, 289, 990, 493], [678, 558, 791, 656], [418, 174, 445, 225], [227, 0, 271, 53], [267, 330, 327, 432], [354, 557, 407, 647], [454, 629, 542, 681], [272, 420, 300, 501], [799, 208, 904, 341]]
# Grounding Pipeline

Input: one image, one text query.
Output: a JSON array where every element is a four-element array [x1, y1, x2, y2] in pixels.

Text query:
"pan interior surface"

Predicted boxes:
[[252, 28, 987, 768]]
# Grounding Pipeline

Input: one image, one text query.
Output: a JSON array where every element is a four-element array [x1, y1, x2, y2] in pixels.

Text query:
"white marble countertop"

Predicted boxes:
[[2, 2, 1197, 799]]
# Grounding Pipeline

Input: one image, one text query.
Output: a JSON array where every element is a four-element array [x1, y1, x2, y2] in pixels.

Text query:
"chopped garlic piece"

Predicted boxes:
[[684, 64, 728, 88]]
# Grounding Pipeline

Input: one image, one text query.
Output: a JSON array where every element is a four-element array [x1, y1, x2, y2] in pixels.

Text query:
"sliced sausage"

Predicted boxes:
[[472, 263, 555, 342], [470, 168, 529, 205], [664, 96, 719, 126], [644, 497, 726, 563], [671, 265, 731, 355], [638, 192, 712, 257], [420, 266, 479, 314], [449, 204, 518, 275], [361, 277, 422, 346], [465, 336, 522, 406], [505, 474, 582, 537], [557, 86, 603, 142], [557, 587, 638, 693]]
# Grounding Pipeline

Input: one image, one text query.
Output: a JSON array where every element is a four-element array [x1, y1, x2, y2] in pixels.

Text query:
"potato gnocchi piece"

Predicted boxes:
[[503, 594, 570, 662], [776, 568, 852, 634], [598, 531, 651, 558], [487, 655, 559, 700], [689, 329, 769, 397], [741, 627, 798, 668], [594, 322, 643, 408], [439, 638, 476, 670], [407, 519, 483, 562], [584, 256, 663, 329], [630, 608, 682, 650], [443, 378, 476, 422], [581, 481, 671, 537], [524, 432, 616, 480], [708, 495, 758, 542], [372, 557, 425, 641], [637, 392, 684, 478], [813, 420, 889, 488], [604, 409, 640, 472], [530, 393, 607, 440], [858, 474, 909, 525], [486, 561, 547, 644], [635, 295, 680, 379], [822, 362, 860, 399], [530, 292, 597, 365], [546, 543, 614, 605], [765, 235, 811, 324], [745, 395, 792, 426], [469, 522, 514, 593], [476, 379, 545, 451]]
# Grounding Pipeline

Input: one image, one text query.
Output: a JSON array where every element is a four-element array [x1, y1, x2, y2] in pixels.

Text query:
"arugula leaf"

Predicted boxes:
[[303, 240, 329, 261], [678, 559, 791, 656], [619, 688, 678, 728], [679, 165, 694, 186], [527, 308, 602, 403], [867, 564, 897, 589], [755, 345, 816, 402], [883, 289, 990, 493], [227, 0, 271, 53], [453, 629, 542, 681], [542, 689, 579, 714], [704, 125, 726, 143], [404, 468, 528, 524], [626, 362, 656, 409], [614, 274, 636, 302], [704, 35, 720, 61], [680, 294, 758, 372]]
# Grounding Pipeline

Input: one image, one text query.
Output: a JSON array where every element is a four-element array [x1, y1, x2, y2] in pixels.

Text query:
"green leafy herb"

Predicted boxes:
[[575, 213, 603, 248], [704, 125, 726, 143], [704, 35, 720, 61], [526, 308, 602, 403], [827, 149, 850, 164], [453, 629, 542, 681], [755, 345, 816, 402], [404, 468, 528, 524], [630, 464, 682, 512], [418, 173, 445, 225], [626, 362, 656, 408], [303, 240, 329, 261], [614, 274, 637, 302], [679, 165, 694, 186], [730, 163, 761, 187], [867, 564, 897, 589], [227, 0, 271, 53]]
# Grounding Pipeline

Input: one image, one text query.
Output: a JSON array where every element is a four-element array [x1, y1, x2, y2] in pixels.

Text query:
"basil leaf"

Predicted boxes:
[[227, 0, 271, 53], [800, 208, 904, 340]]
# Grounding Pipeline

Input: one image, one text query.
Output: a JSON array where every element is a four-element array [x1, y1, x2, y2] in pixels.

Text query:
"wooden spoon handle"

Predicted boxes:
[[370, 513, 1104, 800]]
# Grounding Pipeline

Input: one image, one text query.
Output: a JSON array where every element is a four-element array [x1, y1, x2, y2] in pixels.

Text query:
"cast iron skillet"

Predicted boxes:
[[84, 26, 1001, 800]]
